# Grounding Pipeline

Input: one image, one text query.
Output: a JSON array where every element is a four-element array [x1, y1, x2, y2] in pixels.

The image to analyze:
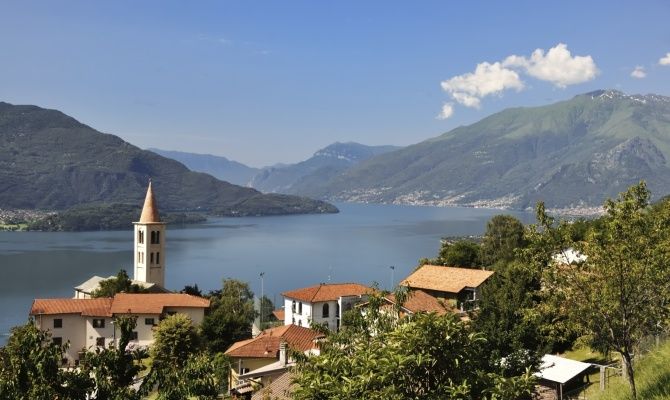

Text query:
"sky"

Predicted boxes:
[[1, 1, 669, 167]]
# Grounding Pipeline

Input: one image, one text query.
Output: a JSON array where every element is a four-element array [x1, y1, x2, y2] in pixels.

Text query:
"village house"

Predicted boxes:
[[378, 289, 454, 317], [281, 283, 370, 331], [225, 324, 323, 397], [30, 292, 209, 366], [400, 265, 494, 312]]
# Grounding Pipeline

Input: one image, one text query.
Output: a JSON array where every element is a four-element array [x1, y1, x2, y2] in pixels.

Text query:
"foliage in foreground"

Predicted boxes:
[[292, 293, 535, 400]]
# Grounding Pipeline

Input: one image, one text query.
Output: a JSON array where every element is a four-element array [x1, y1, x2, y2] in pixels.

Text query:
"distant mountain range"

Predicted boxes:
[[283, 90, 670, 211], [147, 149, 260, 186], [0, 102, 337, 216], [249, 142, 402, 194]]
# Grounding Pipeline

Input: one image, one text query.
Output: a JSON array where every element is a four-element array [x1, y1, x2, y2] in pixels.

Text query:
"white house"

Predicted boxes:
[[282, 283, 370, 331], [30, 293, 210, 366]]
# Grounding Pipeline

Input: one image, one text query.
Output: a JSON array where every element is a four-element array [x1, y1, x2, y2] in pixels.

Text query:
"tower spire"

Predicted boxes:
[[139, 180, 160, 223]]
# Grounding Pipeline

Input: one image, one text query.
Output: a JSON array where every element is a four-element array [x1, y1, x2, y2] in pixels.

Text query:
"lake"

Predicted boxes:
[[0, 202, 534, 342]]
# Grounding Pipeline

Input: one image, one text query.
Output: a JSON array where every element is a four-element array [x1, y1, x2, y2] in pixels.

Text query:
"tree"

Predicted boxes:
[[201, 279, 256, 353], [0, 321, 92, 400], [145, 314, 218, 399], [82, 315, 146, 400], [181, 283, 203, 296], [292, 291, 535, 400], [543, 182, 670, 399], [151, 314, 200, 366], [438, 240, 481, 268], [480, 215, 526, 266], [92, 269, 147, 298]]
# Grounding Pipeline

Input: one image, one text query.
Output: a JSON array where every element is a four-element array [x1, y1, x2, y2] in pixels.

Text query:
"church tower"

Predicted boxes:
[[133, 181, 166, 287]]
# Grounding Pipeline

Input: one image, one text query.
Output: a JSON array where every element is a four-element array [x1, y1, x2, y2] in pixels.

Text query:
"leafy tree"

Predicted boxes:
[[0, 321, 92, 400], [480, 215, 526, 266], [201, 278, 256, 353], [151, 314, 200, 366], [292, 291, 535, 400], [438, 239, 481, 267], [92, 269, 147, 298], [145, 314, 217, 399], [82, 315, 146, 400], [181, 283, 203, 296], [543, 182, 670, 399]]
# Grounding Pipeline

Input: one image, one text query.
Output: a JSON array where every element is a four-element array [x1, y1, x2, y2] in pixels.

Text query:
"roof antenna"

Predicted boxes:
[[327, 266, 332, 283]]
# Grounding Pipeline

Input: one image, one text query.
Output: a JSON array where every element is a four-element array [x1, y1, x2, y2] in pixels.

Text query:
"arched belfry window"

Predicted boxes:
[[322, 303, 329, 318], [151, 231, 156, 244]]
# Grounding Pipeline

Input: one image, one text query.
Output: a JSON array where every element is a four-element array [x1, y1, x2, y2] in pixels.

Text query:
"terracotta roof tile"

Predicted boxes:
[[282, 283, 371, 303], [273, 309, 285, 321], [30, 298, 113, 317], [251, 371, 296, 400], [386, 289, 454, 315], [225, 324, 323, 358], [400, 265, 494, 294], [110, 293, 209, 314], [138, 181, 161, 223]]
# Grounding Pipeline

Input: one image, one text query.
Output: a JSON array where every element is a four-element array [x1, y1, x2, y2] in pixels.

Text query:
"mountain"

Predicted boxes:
[[303, 90, 670, 210], [0, 102, 337, 216], [249, 142, 401, 194], [147, 148, 259, 186]]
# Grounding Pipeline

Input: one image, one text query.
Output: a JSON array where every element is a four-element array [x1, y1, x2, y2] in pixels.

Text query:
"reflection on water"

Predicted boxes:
[[0, 202, 533, 343]]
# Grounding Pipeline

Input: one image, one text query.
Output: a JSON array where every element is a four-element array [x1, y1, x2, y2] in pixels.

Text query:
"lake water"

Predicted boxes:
[[0, 202, 534, 342]]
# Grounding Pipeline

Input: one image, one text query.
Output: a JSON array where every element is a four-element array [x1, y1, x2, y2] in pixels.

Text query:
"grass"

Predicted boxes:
[[582, 340, 670, 400]]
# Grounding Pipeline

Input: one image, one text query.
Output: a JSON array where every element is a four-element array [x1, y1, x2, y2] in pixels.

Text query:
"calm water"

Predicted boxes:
[[0, 202, 533, 341]]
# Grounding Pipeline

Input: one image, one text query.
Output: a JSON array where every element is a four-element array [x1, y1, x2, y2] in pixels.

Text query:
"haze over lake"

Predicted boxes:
[[0, 202, 533, 340]]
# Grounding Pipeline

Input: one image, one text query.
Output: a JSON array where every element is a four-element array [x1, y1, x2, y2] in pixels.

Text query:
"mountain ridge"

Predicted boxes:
[[291, 90, 670, 210], [0, 101, 337, 216]]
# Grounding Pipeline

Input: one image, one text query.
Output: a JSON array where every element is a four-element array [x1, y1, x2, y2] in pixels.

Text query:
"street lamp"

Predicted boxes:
[[389, 266, 395, 290], [260, 272, 265, 327]]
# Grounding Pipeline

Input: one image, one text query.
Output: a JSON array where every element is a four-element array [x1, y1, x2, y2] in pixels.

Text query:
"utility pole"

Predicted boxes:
[[389, 265, 395, 290], [260, 272, 265, 328]]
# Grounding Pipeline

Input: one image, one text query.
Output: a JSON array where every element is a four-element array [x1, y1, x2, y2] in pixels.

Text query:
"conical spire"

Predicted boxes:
[[139, 180, 160, 223]]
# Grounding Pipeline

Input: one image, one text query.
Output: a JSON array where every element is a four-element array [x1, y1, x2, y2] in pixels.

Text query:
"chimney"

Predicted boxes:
[[279, 341, 287, 366]]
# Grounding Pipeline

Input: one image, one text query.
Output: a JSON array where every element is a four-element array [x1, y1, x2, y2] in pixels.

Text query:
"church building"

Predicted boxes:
[[133, 180, 166, 287]]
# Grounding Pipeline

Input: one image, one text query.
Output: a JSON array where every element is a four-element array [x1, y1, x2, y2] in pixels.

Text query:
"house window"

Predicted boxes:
[[292, 301, 296, 313], [130, 331, 138, 341], [322, 303, 329, 318], [52, 337, 63, 346], [92, 319, 105, 328], [145, 318, 155, 325], [96, 337, 105, 347], [298, 319, 302, 327], [298, 302, 302, 315], [53, 318, 63, 328]]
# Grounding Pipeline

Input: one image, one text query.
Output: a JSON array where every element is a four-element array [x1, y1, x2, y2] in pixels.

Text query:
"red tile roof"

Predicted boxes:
[[225, 324, 323, 359], [273, 309, 285, 321], [30, 294, 209, 317], [386, 290, 454, 315], [30, 298, 113, 317], [282, 283, 371, 303], [110, 293, 209, 314], [400, 265, 494, 294]]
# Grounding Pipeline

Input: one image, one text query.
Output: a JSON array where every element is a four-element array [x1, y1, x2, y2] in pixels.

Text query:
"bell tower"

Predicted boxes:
[[133, 181, 166, 287]]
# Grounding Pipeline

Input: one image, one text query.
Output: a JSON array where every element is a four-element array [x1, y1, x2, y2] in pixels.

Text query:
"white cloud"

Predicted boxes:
[[631, 66, 646, 79], [503, 43, 599, 88], [436, 103, 454, 120], [440, 62, 524, 108], [660, 53, 670, 66]]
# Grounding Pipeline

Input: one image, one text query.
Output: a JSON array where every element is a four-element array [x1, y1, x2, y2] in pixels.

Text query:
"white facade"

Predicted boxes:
[[133, 222, 166, 287], [283, 295, 365, 331]]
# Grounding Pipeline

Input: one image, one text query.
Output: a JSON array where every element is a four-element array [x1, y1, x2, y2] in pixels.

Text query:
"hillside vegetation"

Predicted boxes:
[[0, 102, 337, 216], [301, 90, 670, 210]]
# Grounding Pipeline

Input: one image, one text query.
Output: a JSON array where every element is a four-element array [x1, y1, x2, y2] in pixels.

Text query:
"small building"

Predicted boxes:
[[400, 265, 494, 312], [225, 324, 323, 396], [30, 293, 210, 365], [381, 289, 454, 317], [282, 283, 371, 331], [535, 354, 593, 400], [73, 275, 167, 299]]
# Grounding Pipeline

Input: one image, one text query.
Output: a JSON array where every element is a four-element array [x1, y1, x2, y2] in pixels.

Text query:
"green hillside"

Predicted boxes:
[[302, 90, 670, 210], [0, 102, 337, 216]]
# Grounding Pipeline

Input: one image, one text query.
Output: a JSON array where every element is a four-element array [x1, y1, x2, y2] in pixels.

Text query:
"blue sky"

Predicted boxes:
[[1, 1, 669, 166]]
